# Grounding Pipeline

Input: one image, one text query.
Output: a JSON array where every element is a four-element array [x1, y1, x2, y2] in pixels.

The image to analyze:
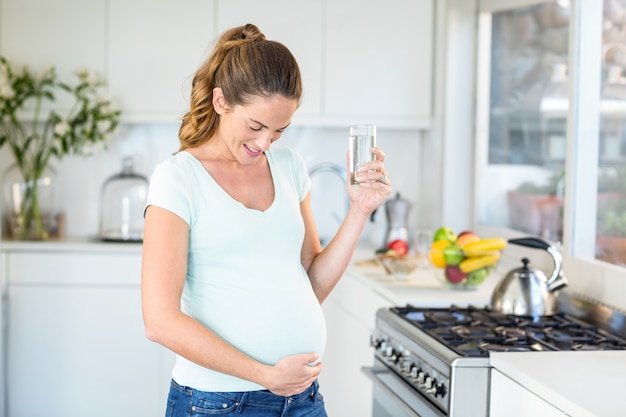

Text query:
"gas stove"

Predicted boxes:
[[363, 292, 626, 417], [392, 305, 626, 356]]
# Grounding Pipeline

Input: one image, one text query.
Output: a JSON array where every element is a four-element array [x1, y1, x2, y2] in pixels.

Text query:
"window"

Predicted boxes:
[[476, 0, 626, 268]]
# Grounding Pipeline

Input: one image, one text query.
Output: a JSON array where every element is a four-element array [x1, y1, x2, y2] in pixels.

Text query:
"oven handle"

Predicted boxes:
[[361, 366, 421, 417]]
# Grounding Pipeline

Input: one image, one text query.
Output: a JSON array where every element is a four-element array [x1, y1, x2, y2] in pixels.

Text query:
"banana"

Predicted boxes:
[[459, 253, 500, 273], [462, 237, 507, 257]]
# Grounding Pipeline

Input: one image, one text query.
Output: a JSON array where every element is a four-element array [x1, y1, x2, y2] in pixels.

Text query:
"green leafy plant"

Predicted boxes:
[[0, 56, 121, 239]]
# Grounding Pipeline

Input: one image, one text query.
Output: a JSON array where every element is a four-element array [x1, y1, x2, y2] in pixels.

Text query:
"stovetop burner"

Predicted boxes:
[[392, 305, 626, 357]]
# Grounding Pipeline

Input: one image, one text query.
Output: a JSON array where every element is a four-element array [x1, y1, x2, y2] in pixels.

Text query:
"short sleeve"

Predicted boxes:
[[281, 146, 311, 202], [145, 157, 192, 225]]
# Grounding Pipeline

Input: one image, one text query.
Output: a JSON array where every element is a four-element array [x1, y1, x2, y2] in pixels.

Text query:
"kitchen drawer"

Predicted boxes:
[[5, 251, 142, 286], [331, 269, 393, 331]]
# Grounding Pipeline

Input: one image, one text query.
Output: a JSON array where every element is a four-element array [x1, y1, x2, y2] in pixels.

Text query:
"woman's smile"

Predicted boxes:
[[243, 143, 263, 157]]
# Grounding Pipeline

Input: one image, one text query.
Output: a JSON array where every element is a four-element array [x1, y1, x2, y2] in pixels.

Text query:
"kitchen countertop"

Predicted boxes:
[[490, 350, 626, 417], [347, 246, 503, 308], [1, 239, 501, 308], [0, 237, 143, 254]]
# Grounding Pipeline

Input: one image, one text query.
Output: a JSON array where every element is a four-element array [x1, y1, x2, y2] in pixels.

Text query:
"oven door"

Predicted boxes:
[[362, 359, 446, 417]]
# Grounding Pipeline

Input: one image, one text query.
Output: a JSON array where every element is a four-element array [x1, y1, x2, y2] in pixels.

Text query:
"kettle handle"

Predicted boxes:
[[508, 236, 551, 250], [508, 237, 564, 290]]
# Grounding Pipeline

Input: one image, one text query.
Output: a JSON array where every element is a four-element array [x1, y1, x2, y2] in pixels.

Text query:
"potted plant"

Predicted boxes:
[[507, 169, 565, 241], [0, 57, 121, 240]]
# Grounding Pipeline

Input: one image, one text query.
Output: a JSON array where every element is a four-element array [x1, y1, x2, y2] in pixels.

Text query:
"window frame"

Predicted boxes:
[[472, 0, 626, 308]]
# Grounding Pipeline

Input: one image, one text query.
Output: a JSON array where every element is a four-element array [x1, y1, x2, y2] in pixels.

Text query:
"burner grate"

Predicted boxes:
[[391, 305, 626, 356]]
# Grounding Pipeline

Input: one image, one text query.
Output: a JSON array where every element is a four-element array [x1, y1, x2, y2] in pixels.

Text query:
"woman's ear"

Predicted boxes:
[[212, 87, 225, 115]]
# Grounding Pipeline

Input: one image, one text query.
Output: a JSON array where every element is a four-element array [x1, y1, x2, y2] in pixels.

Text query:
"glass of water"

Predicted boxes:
[[348, 124, 376, 185]]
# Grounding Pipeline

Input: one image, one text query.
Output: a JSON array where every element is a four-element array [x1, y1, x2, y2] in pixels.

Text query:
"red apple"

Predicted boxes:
[[444, 265, 467, 284]]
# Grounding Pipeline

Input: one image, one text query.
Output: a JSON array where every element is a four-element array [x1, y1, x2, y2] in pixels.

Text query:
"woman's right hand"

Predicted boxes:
[[264, 353, 323, 396]]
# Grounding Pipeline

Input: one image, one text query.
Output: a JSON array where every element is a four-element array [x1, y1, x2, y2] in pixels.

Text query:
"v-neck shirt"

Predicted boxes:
[[146, 144, 326, 392]]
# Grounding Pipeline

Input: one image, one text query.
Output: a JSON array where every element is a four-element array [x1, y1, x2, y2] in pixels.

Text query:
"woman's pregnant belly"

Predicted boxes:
[[185, 273, 327, 365]]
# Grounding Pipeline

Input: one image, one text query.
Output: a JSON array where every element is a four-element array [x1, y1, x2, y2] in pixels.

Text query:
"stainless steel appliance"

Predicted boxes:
[[383, 193, 411, 247], [363, 292, 626, 417]]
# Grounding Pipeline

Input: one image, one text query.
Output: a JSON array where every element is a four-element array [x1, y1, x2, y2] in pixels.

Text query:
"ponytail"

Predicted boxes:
[[178, 23, 302, 151]]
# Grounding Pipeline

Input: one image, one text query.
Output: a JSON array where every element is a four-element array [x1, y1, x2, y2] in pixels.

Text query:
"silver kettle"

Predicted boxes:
[[491, 237, 568, 317]]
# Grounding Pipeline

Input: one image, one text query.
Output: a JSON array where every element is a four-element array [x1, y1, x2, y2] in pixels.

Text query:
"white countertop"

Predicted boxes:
[[0, 239, 504, 309], [0, 237, 143, 254], [490, 351, 626, 417], [347, 247, 502, 308]]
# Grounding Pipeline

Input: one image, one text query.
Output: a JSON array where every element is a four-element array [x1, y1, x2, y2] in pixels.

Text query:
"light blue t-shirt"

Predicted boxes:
[[146, 144, 326, 392]]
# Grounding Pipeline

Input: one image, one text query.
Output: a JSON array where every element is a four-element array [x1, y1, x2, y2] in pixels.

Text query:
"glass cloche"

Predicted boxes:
[[99, 157, 149, 242]]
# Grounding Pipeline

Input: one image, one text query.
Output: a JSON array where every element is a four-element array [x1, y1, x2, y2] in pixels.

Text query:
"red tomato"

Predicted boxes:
[[387, 239, 409, 256]]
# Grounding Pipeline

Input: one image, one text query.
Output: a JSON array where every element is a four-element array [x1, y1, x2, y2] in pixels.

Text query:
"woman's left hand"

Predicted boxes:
[[346, 147, 392, 215]]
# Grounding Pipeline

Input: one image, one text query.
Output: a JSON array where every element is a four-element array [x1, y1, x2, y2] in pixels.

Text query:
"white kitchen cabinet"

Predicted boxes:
[[320, 269, 392, 417], [216, 0, 323, 121], [217, 0, 434, 128], [0, 0, 107, 112], [107, 0, 217, 123], [490, 369, 567, 417], [1, 243, 174, 417], [324, 0, 434, 128], [0, 0, 433, 128]]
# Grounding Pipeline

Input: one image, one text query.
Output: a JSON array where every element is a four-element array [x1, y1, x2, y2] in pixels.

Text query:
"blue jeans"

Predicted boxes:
[[165, 379, 328, 417]]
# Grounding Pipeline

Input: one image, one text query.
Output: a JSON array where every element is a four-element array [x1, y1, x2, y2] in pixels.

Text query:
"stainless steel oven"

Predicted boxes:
[[363, 292, 626, 417]]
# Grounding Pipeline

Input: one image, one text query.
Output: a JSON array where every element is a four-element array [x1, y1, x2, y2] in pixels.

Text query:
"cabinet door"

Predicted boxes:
[[8, 285, 172, 417], [490, 369, 567, 417], [216, 0, 323, 120], [319, 272, 392, 417], [6, 250, 174, 417], [325, 0, 433, 128], [0, 0, 106, 112], [107, 0, 217, 122]]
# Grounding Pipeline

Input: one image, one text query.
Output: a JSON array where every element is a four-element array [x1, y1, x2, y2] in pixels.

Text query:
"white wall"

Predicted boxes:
[[1, 124, 424, 246]]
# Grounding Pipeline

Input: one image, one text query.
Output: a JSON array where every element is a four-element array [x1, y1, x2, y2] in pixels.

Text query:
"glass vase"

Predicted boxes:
[[2, 163, 60, 240]]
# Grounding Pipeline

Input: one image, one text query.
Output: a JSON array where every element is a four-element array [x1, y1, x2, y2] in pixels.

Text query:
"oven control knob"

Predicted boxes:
[[426, 380, 447, 398], [435, 382, 447, 398], [384, 345, 394, 357], [410, 365, 420, 379], [417, 371, 426, 386], [370, 335, 387, 349], [369, 336, 382, 349], [400, 360, 413, 373]]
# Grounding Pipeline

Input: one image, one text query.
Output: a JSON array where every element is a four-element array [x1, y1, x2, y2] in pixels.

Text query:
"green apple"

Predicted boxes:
[[433, 227, 457, 243], [466, 267, 489, 285], [442, 243, 464, 266]]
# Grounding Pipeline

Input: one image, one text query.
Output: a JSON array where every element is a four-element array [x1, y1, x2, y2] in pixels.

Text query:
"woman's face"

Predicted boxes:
[[214, 90, 298, 164]]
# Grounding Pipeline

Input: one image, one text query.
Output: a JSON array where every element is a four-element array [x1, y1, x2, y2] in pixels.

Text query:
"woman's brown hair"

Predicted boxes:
[[178, 23, 302, 150]]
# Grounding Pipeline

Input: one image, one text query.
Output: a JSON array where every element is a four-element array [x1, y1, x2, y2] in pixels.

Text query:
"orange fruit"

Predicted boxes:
[[429, 240, 451, 268], [456, 230, 480, 248]]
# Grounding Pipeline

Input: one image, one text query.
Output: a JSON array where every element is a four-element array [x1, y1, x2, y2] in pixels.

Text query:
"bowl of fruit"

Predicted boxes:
[[429, 227, 506, 289], [376, 238, 419, 280]]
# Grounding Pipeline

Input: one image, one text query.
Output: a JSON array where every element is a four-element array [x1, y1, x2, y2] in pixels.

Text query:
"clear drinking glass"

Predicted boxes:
[[413, 229, 433, 268], [348, 124, 376, 185]]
